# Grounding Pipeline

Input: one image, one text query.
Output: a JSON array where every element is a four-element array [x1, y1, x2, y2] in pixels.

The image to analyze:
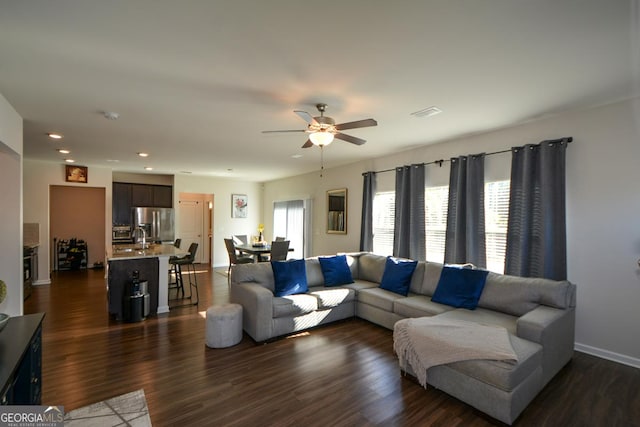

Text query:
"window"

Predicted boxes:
[[485, 180, 510, 273], [425, 186, 449, 263], [273, 200, 305, 259], [372, 191, 395, 256]]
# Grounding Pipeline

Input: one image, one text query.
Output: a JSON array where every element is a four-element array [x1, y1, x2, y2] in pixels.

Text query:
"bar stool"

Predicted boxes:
[[169, 242, 199, 306]]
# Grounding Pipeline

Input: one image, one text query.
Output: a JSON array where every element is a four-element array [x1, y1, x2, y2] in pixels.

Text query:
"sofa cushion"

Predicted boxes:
[[231, 261, 275, 292], [272, 294, 318, 318], [446, 334, 542, 392], [479, 272, 576, 316], [421, 262, 443, 296], [271, 259, 308, 297], [435, 307, 519, 335], [393, 295, 454, 318], [380, 257, 418, 296], [431, 265, 489, 309], [310, 287, 355, 309], [341, 280, 380, 293], [357, 253, 388, 283], [319, 255, 354, 286], [304, 258, 325, 288], [358, 287, 408, 312]]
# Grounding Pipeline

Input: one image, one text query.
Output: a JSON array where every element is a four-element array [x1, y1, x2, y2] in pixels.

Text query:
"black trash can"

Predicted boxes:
[[123, 270, 149, 322]]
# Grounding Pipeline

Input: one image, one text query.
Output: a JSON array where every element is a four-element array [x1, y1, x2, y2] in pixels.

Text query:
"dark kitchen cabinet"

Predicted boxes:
[[113, 183, 173, 226], [152, 185, 173, 208], [0, 313, 44, 406], [113, 182, 132, 225], [131, 184, 154, 207]]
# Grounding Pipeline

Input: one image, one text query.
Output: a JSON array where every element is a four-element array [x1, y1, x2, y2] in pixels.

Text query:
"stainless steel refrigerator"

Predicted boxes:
[[132, 207, 175, 243]]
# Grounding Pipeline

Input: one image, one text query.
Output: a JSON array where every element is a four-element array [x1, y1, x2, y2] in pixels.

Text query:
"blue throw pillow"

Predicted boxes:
[[379, 257, 418, 296], [271, 259, 308, 297], [431, 265, 489, 309], [318, 255, 354, 287]]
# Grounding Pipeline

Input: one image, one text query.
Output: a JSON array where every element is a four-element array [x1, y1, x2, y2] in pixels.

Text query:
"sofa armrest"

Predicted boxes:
[[516, 305, 575, 385], [230, 282, 274, 342]]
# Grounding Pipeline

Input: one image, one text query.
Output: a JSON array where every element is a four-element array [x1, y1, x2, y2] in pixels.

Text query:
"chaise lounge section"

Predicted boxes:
[[229, 252, 576, 424]]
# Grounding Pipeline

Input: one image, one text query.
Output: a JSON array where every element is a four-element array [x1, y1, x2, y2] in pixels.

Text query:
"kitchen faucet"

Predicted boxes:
[[134, 226, 147, 248]]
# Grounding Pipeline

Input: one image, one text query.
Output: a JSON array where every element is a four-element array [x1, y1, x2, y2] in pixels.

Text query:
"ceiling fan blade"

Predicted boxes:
[[301, 139, 314, 148], [294, 110, 318, 125], [261, 129, 306, 134], [335, 118, 377, 131], [334, 132, 366, 145]]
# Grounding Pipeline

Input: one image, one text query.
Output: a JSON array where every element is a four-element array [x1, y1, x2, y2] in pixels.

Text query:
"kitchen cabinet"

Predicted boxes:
[[152, 185, 173, 208], [113, 182, 132, 225], [0, 313, 44, 405], [131, 184, 154, 207], [113, 183, 173, 226]]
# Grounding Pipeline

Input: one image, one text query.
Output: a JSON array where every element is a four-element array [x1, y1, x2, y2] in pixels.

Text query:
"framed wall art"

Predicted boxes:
[[232, 194, 248, 218], [65, 165, 88, 183]]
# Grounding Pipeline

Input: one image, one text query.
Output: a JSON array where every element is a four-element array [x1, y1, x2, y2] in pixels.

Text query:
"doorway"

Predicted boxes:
[[177, 193, 213, 265], [50, 186, 106, 271]]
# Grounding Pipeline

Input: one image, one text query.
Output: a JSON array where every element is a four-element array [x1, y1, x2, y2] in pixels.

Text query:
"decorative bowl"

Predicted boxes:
[[0, 313, 9, 333]]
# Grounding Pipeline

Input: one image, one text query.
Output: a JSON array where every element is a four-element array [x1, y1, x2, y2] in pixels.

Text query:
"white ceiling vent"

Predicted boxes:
[[410, 106, 443, 118]]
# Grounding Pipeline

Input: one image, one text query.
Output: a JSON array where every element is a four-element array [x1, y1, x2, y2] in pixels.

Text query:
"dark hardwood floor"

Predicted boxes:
[[24, 266, 639, 426]]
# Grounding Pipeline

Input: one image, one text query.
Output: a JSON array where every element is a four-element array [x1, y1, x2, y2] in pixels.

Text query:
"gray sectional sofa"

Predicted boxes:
[[229, 252, 576, 425]]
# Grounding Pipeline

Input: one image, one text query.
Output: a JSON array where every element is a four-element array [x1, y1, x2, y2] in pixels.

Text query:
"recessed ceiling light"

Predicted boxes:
[[137, 152, 149, 157], [48, 133, 63, 139], [103, 111, 120, 120], [106, 159, 120, 163], [410, 106, 443, 118], [57, 149, 70, 154], [65, 159, 75, 163], [144, 166, 153, 171], [291, 154, 303, 159]]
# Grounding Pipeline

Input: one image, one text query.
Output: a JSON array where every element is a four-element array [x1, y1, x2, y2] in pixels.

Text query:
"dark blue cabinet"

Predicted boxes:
[[0, 313, 44, 405]]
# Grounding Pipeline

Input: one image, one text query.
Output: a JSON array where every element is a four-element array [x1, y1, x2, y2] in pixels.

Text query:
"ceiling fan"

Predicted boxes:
[[262, 103, 377, 148]]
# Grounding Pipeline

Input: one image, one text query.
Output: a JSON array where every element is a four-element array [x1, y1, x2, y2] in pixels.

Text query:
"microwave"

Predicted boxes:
[[112, 225, 132, 241]]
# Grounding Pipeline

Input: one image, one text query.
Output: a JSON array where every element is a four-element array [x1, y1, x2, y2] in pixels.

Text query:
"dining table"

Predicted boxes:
[[235, 243, 293, 261]]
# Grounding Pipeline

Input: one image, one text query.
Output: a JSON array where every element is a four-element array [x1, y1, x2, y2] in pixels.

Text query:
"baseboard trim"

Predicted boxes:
[[33, 279, 51, 286], [575, 342, 640, 369]]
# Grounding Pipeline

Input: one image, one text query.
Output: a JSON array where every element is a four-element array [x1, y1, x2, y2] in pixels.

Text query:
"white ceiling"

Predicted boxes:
[[0, 1, 636, 181]]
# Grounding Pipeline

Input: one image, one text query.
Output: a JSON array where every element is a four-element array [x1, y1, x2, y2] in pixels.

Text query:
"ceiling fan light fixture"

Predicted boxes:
[[309, 131, 334, 146]]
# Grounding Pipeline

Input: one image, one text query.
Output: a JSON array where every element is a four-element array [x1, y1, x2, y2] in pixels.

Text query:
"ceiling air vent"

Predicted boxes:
[[410, 106, 443, 118]]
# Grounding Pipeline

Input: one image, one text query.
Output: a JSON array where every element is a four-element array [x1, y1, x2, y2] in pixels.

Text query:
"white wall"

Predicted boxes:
[[173, 175, 263, 267], [263, 97, 640, 366], [0, 93, 23, 315], [23, 160, 113, 283]]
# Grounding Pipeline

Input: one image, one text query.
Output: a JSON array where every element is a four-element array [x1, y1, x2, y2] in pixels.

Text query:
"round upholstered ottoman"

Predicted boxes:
[[205, 303, 243, 348]]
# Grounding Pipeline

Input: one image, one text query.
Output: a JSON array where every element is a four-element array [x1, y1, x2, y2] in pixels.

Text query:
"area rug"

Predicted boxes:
[[64, 389, 152, 427]]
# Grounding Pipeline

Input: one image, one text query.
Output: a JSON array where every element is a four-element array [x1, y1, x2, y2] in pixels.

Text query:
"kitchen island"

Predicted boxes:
[[107, 244, 188, 317]]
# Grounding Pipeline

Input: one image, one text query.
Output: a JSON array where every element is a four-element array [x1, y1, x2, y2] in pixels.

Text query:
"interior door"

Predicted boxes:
[[178, 200, 204, 263]]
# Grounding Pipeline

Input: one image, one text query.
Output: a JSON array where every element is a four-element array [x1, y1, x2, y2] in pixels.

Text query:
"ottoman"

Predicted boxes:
[[205, 303, 243, 348]]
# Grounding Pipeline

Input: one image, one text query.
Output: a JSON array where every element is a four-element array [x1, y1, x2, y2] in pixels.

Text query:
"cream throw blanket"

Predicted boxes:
[[393, 317, 519, 388]]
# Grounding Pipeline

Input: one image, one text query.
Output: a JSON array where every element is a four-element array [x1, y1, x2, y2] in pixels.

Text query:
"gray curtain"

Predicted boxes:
[[505, 141, 567, 280], [444, 154, 486, 268], [359, 172, 376, 252], [393, 164, 426, 260]]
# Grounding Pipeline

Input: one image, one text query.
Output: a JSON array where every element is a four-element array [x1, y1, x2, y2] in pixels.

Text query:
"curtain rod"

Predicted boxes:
[[363, 136, 573, 176]]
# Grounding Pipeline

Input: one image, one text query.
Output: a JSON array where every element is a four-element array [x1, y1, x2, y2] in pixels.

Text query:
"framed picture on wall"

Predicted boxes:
[[232, 194, 248, 218], [65, 165, 88, 183]]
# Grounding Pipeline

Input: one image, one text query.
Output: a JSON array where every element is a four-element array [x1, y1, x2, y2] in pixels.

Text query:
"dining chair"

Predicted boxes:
[[173, 238, 182, 248], [169, 242, 199, 306], [224, 238, 254, 281], [275, 236, 286, 241], [269, 240, 290, 262], [233, 235, 248, 245]]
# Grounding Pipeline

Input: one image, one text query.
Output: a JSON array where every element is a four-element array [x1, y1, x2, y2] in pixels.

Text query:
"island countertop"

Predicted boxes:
[[107, 243, 188, 260]]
